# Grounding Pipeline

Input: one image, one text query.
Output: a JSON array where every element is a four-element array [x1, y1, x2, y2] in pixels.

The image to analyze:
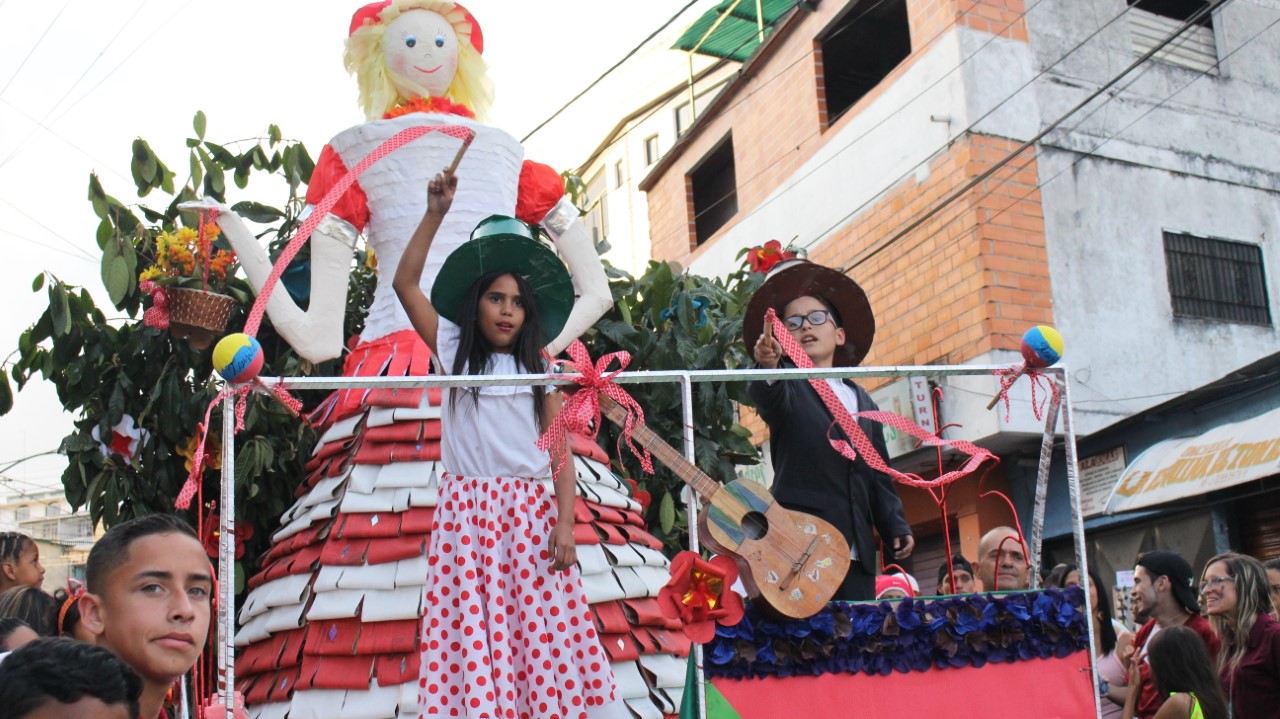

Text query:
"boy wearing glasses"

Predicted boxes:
[[746, 260, 913, 601]]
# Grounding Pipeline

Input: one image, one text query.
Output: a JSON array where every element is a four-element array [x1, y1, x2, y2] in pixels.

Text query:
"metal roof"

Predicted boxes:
[[671, 0, 798, 61]]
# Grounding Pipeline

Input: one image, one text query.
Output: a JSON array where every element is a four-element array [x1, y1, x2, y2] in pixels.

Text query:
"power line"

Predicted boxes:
[[671, 0, 1043, 238], [0, 0, 157, 171], [844, 0, 1232, 271], [0, 0, 73, 98], [0, 197, 98, 262], [0, 226, 98, 263], [0, 96, 133, 185], [888, 4, 1279, 281], [521, 0, 705, 143]]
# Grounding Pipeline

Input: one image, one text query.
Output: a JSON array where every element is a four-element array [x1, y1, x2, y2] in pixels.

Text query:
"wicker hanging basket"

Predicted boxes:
[[167, 288, 236, 349]]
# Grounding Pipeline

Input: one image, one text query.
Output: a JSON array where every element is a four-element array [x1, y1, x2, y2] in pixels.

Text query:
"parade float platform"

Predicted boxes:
[[703, 588, 1094, 719]]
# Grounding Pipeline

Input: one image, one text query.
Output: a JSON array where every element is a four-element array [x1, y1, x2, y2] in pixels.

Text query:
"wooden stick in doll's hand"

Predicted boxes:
[[443, 127, 477, 176]]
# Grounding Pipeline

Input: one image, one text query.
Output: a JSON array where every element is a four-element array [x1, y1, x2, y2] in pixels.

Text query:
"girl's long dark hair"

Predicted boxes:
[[450, 271, 547, 426], [1146, 625, 1229, 719], [1047, 564, 1118, 655]]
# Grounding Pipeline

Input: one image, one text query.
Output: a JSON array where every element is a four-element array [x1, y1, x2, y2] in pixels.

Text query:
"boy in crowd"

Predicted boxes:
[[79, 514, 212, 719], [748, 260, 913, 600], [0, 636, 142, 719], [936, 555, 977, 595]]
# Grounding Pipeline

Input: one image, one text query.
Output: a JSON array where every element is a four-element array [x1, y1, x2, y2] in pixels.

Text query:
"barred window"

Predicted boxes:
[[1164, 232, 1271, 326]]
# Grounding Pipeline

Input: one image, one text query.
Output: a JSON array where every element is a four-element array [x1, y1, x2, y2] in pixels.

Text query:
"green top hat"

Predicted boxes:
[[430, 215, 574, 342]]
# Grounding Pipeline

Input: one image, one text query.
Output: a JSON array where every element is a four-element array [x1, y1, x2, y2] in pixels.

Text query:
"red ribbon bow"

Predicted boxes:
[[764, 308, 996, 489], [536, 340, 654, 479], [139, 279, 170, 330], [992, 363, 1060, 421]]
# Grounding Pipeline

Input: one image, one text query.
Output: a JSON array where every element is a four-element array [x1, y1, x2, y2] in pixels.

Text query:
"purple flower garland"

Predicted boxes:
[[706, 587, 1088, 680]]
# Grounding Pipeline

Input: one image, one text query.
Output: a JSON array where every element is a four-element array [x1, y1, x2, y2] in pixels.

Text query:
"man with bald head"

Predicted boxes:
[[976, 526, 1030, 592]]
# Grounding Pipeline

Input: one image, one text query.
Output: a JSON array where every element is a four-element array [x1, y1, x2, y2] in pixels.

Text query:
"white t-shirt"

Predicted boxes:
[[435, 319, 551, 479]]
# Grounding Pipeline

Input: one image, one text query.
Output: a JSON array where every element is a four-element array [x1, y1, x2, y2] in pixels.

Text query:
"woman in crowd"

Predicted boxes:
[[1200, 552, 1280, 719]]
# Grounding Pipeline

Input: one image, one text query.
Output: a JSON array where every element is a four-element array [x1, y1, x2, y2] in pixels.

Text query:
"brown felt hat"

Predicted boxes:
[[743, 260, 875, 367]]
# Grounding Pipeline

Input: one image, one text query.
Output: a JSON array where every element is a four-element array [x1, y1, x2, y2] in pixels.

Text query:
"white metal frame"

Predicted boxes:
[[213, 364, 1095, 719]]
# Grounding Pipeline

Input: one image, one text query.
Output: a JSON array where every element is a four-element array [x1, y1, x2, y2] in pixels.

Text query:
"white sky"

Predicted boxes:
[[0, 0, 719, 499]]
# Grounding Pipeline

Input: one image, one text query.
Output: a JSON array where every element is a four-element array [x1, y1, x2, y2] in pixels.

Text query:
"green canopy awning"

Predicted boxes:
[[672, 0, 797, 61]]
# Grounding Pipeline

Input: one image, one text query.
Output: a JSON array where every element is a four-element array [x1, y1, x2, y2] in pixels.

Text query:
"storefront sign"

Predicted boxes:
[[1079, 447, 1126, 517], [1105, 405, 1280, 514]]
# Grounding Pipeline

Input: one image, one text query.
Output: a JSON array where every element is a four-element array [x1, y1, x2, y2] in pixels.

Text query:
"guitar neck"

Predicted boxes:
[[598, 395, 719, 501]]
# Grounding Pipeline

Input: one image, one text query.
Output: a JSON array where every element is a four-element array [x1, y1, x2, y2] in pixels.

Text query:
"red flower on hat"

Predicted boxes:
[[746, 240, 795, 274], [658, 551, 746, 643]]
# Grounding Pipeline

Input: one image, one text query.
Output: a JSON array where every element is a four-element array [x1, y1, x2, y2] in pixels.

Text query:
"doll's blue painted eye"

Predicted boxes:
[[405, 35, 417, 48], [435, 34, 445, 48]]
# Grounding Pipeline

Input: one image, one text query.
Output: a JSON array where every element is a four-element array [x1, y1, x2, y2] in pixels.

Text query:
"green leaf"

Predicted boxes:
[[102, 253, 132, 306], [32, 273, 44, 292], [268, 124, 282, 145], [0, 369, 13, 415], [131, 139, 159, 196], [96, 219, 113, 250], [659, 490, 675, 535], [229, 201, 285, 223], [189, 150, 203, 189], [193, 110, 207, 140], [49, 285, 71, 337]]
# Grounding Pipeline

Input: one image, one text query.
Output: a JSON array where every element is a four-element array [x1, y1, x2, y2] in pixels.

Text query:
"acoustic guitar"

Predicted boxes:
[[598, 395, 850, 619]]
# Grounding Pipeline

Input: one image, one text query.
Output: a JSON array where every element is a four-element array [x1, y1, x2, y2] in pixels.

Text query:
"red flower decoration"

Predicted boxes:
[[746, 240, 795, 273], [201, 511, 254, 561], [658, 551, 746, 643]]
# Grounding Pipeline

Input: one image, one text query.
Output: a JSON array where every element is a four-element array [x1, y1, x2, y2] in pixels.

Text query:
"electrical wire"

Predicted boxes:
[[0, 197, 99, 262], [521, 0, 705, 143], [842, 0, 1233, 270], [0, 0, 73, 98]]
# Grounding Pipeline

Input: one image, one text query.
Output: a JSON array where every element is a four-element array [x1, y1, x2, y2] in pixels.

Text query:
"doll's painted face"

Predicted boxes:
[[382, 9, 460, 101]]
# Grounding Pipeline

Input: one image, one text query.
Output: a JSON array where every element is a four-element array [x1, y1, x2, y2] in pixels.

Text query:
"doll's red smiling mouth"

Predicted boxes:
[[415, 64, 443, 74]]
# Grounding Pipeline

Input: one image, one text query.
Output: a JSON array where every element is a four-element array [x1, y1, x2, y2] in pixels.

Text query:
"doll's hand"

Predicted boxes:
[[426, 170, 457, 217], [548, 518, 577, 572], [177, 198, 232, 214]]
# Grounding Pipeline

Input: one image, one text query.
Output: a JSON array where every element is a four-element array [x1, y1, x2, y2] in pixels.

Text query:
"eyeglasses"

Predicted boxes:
[[1199, 575, 1235, 593], [782, 310, 834, 331]]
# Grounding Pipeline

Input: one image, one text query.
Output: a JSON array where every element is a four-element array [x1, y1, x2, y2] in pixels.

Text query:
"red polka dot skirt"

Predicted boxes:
[[417, 473, 618, 719]]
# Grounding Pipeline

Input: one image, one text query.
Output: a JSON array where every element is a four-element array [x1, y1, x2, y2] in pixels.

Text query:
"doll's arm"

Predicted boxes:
[[539, 196, 612, 356], [178, 199, 354, 363]]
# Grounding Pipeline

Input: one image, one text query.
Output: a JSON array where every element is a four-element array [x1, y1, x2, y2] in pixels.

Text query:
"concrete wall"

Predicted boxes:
[[1025, 1, 1280, 434]]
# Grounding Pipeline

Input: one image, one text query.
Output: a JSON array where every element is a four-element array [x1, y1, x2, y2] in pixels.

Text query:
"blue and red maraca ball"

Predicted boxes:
[[1020, 325, 1064, 368], [213, 333, 264, 384]]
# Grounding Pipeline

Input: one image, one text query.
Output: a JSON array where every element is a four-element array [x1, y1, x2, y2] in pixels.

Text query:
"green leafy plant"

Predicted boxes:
[[580, 258, 766, 552], [3, 113, 356, 587]]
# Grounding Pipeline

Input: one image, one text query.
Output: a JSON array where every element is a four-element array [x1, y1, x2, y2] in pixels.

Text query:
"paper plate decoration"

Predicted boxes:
[[1020, 325, 1064, 368], [213, 333, 264, 384]]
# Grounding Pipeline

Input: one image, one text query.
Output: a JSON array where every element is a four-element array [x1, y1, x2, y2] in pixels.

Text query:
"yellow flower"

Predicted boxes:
[[139, 266, 163, 282], [365, 247, 378, 270], [177, 433, 221, 473]]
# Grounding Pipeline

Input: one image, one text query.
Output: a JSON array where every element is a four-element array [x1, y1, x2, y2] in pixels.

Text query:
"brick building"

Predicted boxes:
[[637, 0, 1280, 587]]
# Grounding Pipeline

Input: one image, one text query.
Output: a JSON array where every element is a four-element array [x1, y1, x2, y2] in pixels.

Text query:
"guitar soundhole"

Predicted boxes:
[[741, 511, 769, 540]]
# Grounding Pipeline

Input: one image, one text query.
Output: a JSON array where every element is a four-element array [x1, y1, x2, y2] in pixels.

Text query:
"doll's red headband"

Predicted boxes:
[[349, 1, 484, 54]]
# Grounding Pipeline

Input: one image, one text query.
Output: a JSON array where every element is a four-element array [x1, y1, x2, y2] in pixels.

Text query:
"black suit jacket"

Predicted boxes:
[[748, 372, 911, 576]]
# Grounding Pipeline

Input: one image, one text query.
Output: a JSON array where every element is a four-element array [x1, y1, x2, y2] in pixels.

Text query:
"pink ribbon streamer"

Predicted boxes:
[[536, 340, 654, 479], [242, 124, 475, 338], [764, 308, 996, 489], [174, 380, 302, 510], [139, 280, 170, 330], [992, 362, 1061, 422]]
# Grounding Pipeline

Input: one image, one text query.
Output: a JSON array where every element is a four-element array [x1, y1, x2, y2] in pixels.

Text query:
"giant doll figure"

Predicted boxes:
[[203, 4, 688, 718]]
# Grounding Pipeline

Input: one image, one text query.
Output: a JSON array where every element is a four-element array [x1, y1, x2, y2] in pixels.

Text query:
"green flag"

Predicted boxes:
[[680, 652, 742, 719]]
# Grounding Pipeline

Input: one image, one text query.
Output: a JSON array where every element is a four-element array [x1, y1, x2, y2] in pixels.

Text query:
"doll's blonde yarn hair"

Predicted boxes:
[[345, 0, 493, 121]]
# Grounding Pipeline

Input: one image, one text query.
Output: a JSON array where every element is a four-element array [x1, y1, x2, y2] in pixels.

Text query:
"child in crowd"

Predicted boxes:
[[0, 616, 38, 654], [394, 171, 624, 718], [1124, 625, 1228, 719], [78, 514, 212, 719], [0, 636, 142, 719], [0, 531, 45, 593], [0, 585, 57, 636], [54, 578, 93, 642]]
